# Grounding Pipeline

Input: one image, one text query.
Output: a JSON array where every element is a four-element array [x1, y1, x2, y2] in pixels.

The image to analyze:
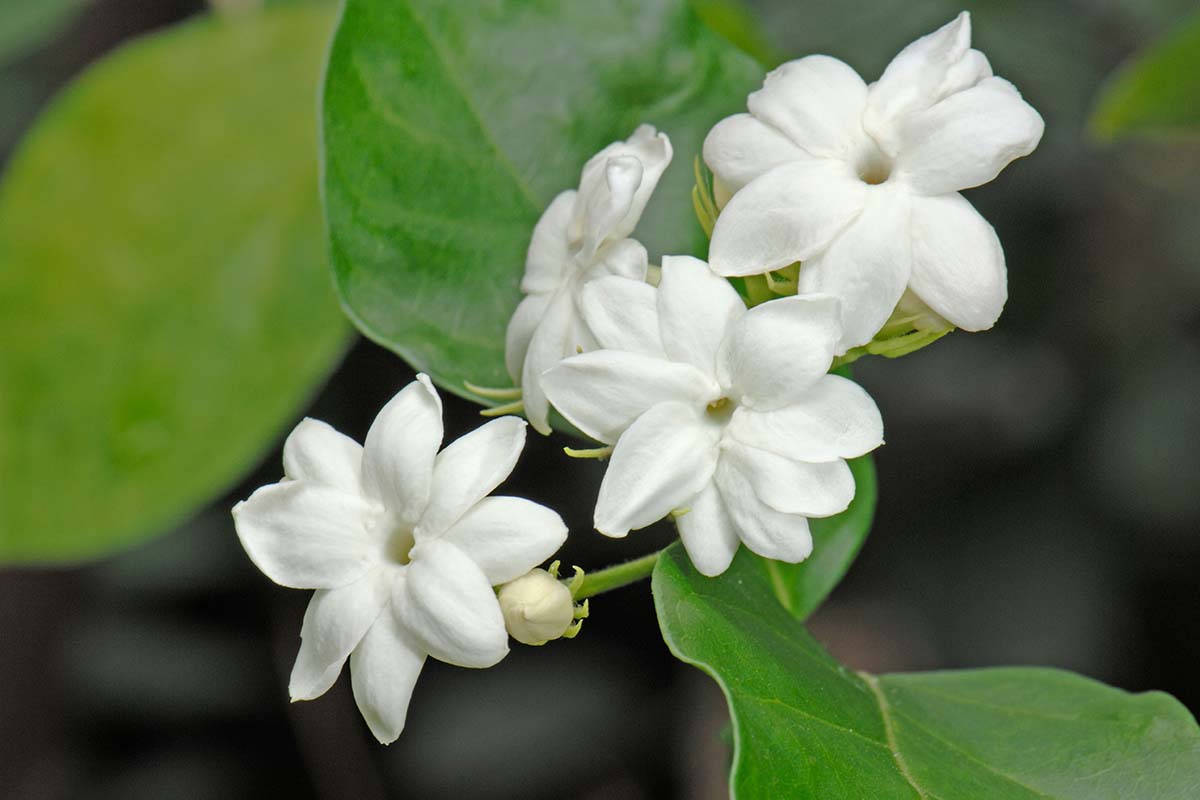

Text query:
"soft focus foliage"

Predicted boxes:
[[1091, 10, 1200, 140], [0, 0, 88, 64], [0, 6, 349, 562]]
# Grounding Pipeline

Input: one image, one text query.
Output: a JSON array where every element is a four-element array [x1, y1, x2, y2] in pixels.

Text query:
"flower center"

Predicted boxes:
[[386, 528, 415, 565], [705, 396, 736, 425], [855, 146, 893, 186], [372, 510, 415, 565]]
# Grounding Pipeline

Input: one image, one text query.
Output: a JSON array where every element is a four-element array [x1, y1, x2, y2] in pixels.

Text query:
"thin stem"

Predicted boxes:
[[569, 550, 663, 600]]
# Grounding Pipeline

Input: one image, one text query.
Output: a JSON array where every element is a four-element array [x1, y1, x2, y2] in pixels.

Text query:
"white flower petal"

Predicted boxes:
[[571, 124, 672, 250], [289, 569, 391, 701], [715, 458, 813, 563], [894, 77, 1044, 195], [863, 12, 992, 152], [709, 160, 866, 277], [728, 374, 884, 463], [361, 376, 443, 521], [579, 276, 665, 357], [282, 418, 364, 494], [442, 496, 568, 585], [595, 402, 719, 537], [232, 481, 378, 590], [521, 290, 577, 435], [588, 237, 649, 283], [906, 193, 1007, 331], [675, 482, 740, 577], [505, 292, 553, 384], [796, 187, 912, 352], [419, 416, 526, 538], [746, 55, 870, 161], [656, 255, 747, 377], [398, 540, 509, 668], [718, 295, 840, 410], [722, 440, 855, 517], [703, 112, 808, 195], [575, 155, 642, 259], [522, 190, 576, 294], [542, 350, 715, 445], [349, 609, 426, 744]]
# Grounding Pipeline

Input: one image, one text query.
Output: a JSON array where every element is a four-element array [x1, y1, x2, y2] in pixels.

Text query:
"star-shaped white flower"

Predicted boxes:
[[541, 257, 883, 577], [506, 124, 672, 434], [232, 376, 567, 743], [703, 11, 1044, 353]]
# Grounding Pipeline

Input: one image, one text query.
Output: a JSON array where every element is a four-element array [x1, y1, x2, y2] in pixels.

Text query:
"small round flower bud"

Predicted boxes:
[[498, 569, 576, 646]]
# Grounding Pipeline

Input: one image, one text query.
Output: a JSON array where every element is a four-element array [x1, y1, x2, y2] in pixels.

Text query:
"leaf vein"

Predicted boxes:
[[737, 693, 891, 751], [882, 692, 1059, 799], [864, 674, 931, 800]]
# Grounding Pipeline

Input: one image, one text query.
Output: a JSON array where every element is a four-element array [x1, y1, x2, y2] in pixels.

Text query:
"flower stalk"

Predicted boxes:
[[568, 551, 663, 600]]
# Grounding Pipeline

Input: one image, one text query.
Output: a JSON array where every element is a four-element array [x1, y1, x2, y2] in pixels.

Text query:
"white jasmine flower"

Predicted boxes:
[[703, 12, 1044, 352], [506, 124, 672, 434], [498, 569, 576, 646], [541, 257, 883, 577], [232, 376, 567, 743]]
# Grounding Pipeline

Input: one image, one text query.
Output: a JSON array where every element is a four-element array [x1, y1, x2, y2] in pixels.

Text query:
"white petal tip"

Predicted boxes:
[[943, 10, 971, 39], [594, 524, 630, 539], [370, 729, 401, 746], [288, 682, 322, 703]]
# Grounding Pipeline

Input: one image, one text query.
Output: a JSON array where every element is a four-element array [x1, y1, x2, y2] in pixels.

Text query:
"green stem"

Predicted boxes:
[[569, 550, 663, 599], [744, 274, 774, 307]]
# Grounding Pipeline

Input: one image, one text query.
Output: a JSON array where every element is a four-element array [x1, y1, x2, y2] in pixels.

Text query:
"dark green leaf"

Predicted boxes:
[[1091, 11, 1200, 141], [0, 5, 350, 563], [321, 0, 762, 401], [654, 544, 1200, 798]]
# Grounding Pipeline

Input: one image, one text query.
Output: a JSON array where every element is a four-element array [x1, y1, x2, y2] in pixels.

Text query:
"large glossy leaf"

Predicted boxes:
[[0, 0, 89, 65], [1091, 11, 1200, 141], [0, 5, 349, 563], [322, 0, 762, 400], [760, 454, 876, 620], [654, 544, 1200, 798]]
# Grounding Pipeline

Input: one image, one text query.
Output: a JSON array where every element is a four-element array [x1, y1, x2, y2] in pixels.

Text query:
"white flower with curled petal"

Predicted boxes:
[[541, 256, 883, 577], [506, 124, 672, 434], [703, 11, 1044, 353], [231, 375, 567, 744]]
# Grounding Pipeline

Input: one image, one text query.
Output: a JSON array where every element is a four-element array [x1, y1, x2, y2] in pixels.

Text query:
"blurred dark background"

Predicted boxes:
[[2, 1, 1199, 798]]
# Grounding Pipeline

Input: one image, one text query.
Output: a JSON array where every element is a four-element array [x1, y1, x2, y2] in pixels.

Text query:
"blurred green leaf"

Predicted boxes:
[[321, 0, 762, 401], [759, 454, 876, 619], [1091, 10, 1200, 141], [654, 544, 1200, 798], [0, 4, 349, 563], [0, 0, 89, 65], [688, 0, 781, 67]]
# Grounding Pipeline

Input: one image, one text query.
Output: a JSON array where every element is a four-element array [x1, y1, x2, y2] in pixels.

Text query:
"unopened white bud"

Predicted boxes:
[[498, 569, 575, 646]]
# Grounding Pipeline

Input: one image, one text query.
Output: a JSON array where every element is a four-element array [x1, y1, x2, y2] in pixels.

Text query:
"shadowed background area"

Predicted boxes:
[[2, 0, 1198, 797]]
